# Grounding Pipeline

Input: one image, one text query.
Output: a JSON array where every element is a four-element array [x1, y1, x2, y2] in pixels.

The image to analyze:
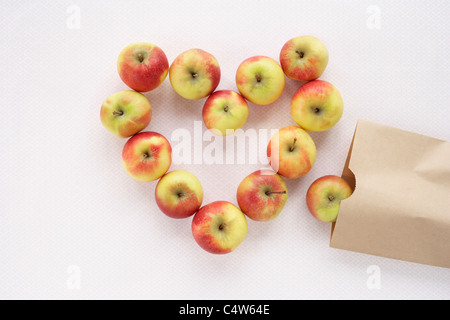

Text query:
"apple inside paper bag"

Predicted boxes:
[[330, 119, 450, 269]]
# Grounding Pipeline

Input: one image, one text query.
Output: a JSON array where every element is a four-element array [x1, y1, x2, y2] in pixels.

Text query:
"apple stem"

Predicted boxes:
[[265, 191, 287, 196], [138, 53, 144, 63], [289, 138, 297, 152], [113, 110, 124, 116], [192, 72, 198, 78], [296, 50, 305, 59], [224, 105, 229, 112], [218, 223, 226, 230], [255, 74, 262, 82], [328, 195, 334, 201]]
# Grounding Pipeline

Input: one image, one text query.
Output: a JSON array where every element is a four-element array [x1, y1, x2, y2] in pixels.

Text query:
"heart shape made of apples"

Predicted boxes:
[[100, 37, 349, 255]]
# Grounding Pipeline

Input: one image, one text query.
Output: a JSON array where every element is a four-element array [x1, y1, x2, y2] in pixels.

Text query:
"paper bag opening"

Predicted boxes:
[[330, 119, 450, 269]]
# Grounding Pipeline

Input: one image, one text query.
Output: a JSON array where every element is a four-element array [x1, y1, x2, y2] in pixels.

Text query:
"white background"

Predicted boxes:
[[1, 0, 449, 300]]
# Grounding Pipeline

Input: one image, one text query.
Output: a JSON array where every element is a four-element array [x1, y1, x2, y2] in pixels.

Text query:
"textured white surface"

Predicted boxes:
[[0, 0, 449, 299]]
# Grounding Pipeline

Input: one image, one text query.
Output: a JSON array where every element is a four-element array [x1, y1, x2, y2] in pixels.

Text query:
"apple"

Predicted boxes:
[[155, 170, 203, 219], [122, 131, 172, 182], [306, 175, 353, 222], [192, 201, 248, 254], [235, 56, 285, 105], [202, 90, 249, 136], [100, 90, 152, 138], [169, 48, 221, 100], [279, 36, 329, 81], [236, 170, 288, 221], [291, 80, 344, 132], [267, 126, 317, 179], [117, 42, 169, 92]]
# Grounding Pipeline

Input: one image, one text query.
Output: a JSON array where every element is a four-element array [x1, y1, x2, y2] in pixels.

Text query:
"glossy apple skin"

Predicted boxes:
[[306, 175, 353, 222], [122, 132, 172, 182], [117, 43, 169, 92], [202, 90, 249, 136], [280, 36, 329, 81], [237, 170, 288, 221], [169, 48, 221, 100], [291, 80, 344, 132], [100, 90, 152, 138], [235, 56, 285, 105], [192, 201, 248, 254], [267, 126, 317, 179], [155, 170, 203, 219]]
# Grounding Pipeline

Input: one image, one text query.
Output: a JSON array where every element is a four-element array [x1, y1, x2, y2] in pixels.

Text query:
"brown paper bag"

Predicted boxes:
[[330, 119, 450, 268]]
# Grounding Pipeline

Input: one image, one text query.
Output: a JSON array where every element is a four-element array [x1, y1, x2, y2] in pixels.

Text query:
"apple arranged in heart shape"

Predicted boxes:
[[267, 126, 317, 179], [280, 35, 329, 81], [100, 36, 352, 255], [202, 90, 249, 136], [192, 201, 248, 254], [117, 42, 169, 92], [235, 56, 285, 105], [237, 170, 288, 221], [169, 48, 221, 100], [100, 90, 152, 138], [122, 131, 172, 182], [155, 170, 203, 219], [291, 80, 344, 132]]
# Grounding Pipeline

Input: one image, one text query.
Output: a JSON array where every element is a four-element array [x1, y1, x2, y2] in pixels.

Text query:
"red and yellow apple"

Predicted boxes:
[[267, 126, 316, 179], [237, 170, 288, 221], [122, 131, 172, 182], [117, 42, 169, 92], [280, 36, 329, 81], [306, 175, 353, 222], [155, 170, 203, 219], [235, 56, 285, 105], [202, 90, 249, 136], [192, 201, 248, 254], [169, 49, 221, 100], [100, 90, 152, 138], [291, 80, 344, 132]]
